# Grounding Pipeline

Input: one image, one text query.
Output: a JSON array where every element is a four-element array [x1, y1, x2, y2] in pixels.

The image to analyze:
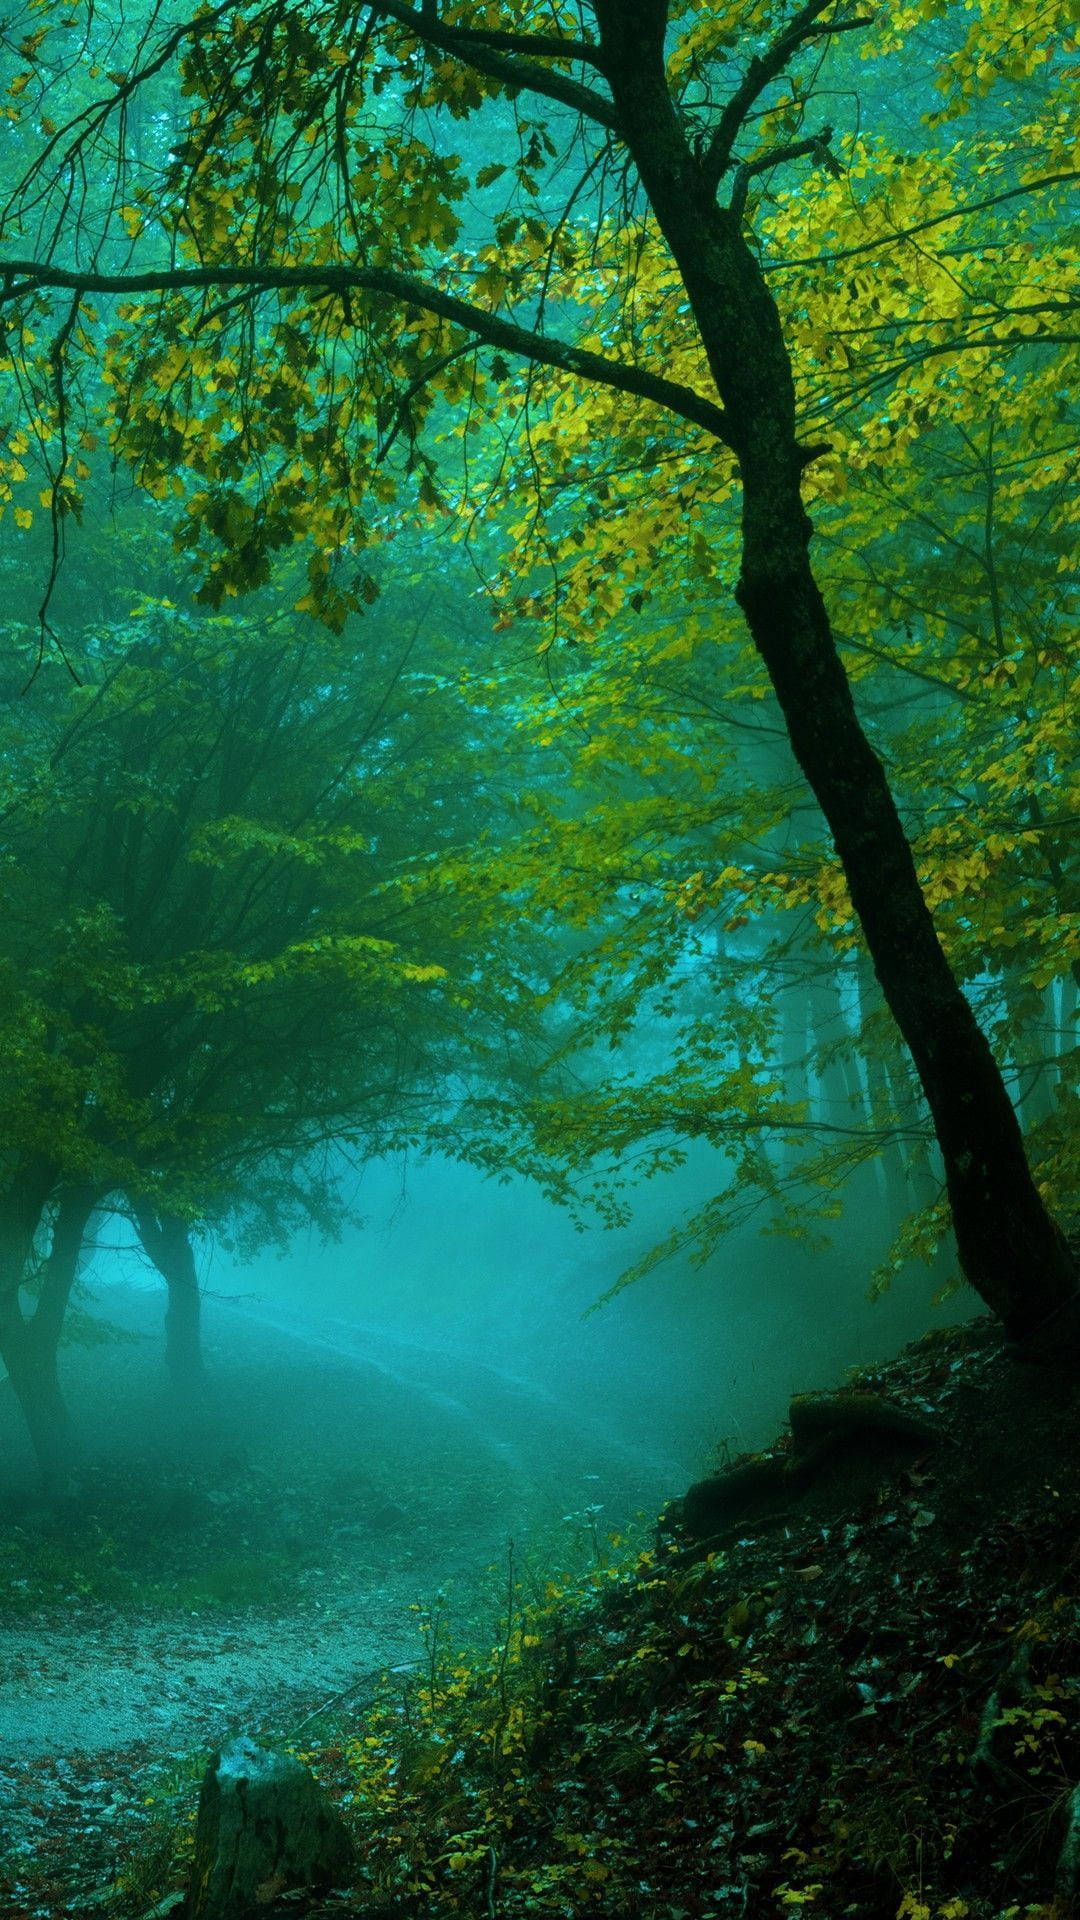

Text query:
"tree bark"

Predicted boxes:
[[597, 3, 1077, 1339], [132, 1205, 206, 1391], [0, 1179, 99, 1492]]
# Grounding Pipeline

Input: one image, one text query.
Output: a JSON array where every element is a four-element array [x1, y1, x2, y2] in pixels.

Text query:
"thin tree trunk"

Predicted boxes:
[[855, 950, 908, 1220], [1057, 976, 1078, 1105], [132, 1204, 206, 1392], [807, 969, 861, 1128], [598, 7, 1076, 1339], [3, 1334, 79, 1494]]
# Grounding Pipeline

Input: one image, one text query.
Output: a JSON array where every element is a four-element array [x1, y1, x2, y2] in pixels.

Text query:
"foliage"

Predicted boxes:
[[0, 565, 536, 1243], [0, 0, 1074, 1298]]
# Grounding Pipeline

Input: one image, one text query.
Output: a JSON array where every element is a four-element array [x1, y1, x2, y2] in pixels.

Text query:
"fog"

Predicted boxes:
[[2, 1144, 968, 1506]]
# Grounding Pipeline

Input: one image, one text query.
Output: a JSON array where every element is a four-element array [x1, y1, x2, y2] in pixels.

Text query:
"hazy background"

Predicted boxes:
[[3, 1146, 970, 1504]]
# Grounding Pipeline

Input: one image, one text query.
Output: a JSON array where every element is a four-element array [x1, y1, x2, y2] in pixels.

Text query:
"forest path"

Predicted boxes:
[[0, 1291, 688, 1910]]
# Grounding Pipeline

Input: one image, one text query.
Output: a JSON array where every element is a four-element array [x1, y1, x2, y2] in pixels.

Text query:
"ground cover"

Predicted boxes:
[[74, 1315, 1080, 1920], [8, 1297, 1076, 1912]]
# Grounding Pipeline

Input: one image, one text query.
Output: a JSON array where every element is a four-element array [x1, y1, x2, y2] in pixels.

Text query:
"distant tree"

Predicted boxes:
[[0, 593, 529, 1480], [0, 0, 1076, 1338], [127, 1206, 205, 1393]]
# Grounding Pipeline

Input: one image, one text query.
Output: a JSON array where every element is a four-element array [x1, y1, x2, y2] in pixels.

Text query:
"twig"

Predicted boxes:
[[286, 1661, 417, 1738], [491, 1538, 516, 1779]]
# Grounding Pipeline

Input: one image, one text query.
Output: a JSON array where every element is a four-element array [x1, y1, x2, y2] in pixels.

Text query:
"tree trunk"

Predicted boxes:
[[0, 1179, 99, 1492], [132, 1204, 206, 1392], [165, 1255, 205, 1391], [599, 6, 1076, 1339], [807, 969, 862, 1129], [3, 1332, 79, 1495], [1057, 974, 1078, 1106]]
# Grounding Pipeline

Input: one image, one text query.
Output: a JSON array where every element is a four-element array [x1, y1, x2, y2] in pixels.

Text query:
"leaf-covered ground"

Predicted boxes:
[[282, 1315, 1079, 1920], [0, 1292, 674, 1919], [8, 1310, 1080, 1920]]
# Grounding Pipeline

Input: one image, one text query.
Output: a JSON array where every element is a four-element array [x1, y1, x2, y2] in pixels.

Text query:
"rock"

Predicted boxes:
[[675, 1457, 799, 1542], [187, 1735, 354, 1920], [669, 1391, 939, 1550], [787, 1391, 938, 1455]]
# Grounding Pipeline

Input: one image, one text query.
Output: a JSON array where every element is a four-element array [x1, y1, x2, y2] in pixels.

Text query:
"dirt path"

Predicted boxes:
[[2, 1306, 678, 1757], [0, 1294, 687, 1912]]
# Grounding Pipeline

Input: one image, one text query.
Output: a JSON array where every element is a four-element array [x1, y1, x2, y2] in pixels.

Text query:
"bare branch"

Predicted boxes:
[[365, 0, 620, 130], [0, 258, 730, 442]]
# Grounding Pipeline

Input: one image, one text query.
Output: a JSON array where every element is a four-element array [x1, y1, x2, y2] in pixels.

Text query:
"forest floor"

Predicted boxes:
[[290, 1310, 1076, 1920], [0, 1291, 678, 1918], [6, 1300, 1080, 1920]]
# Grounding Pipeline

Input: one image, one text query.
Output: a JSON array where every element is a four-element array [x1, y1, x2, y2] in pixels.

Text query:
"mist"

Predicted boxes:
[[3, 1139, 968, 1511]]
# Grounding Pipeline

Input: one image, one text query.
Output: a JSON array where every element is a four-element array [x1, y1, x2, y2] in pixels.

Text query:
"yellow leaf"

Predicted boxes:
[[13, 506, 32, 529]]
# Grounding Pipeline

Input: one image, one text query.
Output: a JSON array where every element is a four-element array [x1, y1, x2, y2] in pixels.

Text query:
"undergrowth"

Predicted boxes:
[[303, 1321, 1080, 1920]]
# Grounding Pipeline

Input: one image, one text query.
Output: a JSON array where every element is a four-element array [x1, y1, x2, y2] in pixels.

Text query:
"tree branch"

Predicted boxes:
[[703, 0, 860, 192], [383, 10, 608, 71], [730, 129, 835, 220], [365, 0, 620, 130], [0, 258, 731, 442], [766, 169, 1080, 272]]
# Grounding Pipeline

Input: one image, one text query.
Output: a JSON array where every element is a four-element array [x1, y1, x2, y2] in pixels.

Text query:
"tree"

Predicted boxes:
[[0, 580, 531, 1478], [129, 1205, 206, 1393], [481, 349, 1078, 1293], [0, 1179, 101, 1490], [0, 0, 1075, 1337]]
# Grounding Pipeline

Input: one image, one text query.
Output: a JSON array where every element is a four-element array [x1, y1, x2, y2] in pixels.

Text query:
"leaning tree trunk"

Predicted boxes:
[[599, 6, 1076, 1340], [0, 1179, 99, 1493], [132, 1205, 206, 1392]]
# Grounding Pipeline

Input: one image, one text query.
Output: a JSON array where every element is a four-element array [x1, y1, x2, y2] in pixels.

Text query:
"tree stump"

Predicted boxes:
[[187, 1735, 354, 1920]]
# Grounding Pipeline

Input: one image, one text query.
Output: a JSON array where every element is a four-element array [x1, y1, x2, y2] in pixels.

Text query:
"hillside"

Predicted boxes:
[[22, 1311, 1079, 1920], [307, 1316, 1080, 1920]]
